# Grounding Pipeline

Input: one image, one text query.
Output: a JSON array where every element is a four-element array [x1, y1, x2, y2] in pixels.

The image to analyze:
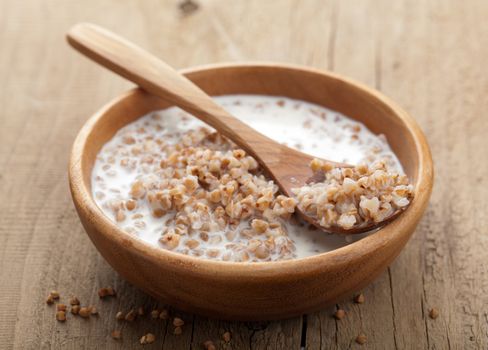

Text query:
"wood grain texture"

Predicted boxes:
[[0, 0, 486, 349]]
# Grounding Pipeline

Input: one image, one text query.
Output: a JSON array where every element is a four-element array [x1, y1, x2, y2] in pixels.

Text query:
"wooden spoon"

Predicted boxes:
[[67, 23, 402, 235]]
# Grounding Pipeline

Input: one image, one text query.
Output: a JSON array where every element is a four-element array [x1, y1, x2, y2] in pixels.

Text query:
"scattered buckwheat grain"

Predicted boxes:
[[79, 307, 91, 318], [173, 317, 184, 327], [111, 330, 122, 340], [222, 331, 232, 342], [115, 311, 124, 321], [159, 309, 169, 320], [71, 305, 81, 315], [179, 0, 199, 15], [174, 326, 182, 335], [429, 308, 439, 319], [334, 309, 346, 320], [70, 297, 80, 306], [56, 304, 67, 312], [203, 340, 216, 350], [356, 333, 367, 345], [46, 291, 60, 305], [56, 311, 66, 322], [140, 333, 156, 345], [98, 288, 108, 298], [150, 309, 160, 319], [354, 293, 365, 304], [137, 306, 145, 316], [98, 287, 117, 299], [125, 309, 136, 322]]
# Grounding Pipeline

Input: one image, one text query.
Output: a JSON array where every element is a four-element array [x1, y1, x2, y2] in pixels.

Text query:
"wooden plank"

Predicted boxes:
[[376, 1, 434, 349], [378, 0, 488, 349], [306, 0, 488, 349], [1, 0, 488, 349], [306, 1, 397, 348]]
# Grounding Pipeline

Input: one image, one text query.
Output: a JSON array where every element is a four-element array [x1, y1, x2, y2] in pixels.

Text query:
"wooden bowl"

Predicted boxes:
[[69, 62, 433, 320]]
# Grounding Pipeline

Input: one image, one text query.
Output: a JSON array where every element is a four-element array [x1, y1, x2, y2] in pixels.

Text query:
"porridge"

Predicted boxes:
[[92, 95, 411, 262]]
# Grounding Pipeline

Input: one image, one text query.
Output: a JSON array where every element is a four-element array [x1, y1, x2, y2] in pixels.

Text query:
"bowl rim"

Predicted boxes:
[[69, 61, 434, 279]]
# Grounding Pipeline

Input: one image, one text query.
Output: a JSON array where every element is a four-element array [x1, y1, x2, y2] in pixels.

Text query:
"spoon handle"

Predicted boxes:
[[66, 23, 278, 161]]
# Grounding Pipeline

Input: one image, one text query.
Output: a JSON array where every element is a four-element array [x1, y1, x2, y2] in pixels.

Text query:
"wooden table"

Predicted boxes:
[[1, 1, 486, 348]]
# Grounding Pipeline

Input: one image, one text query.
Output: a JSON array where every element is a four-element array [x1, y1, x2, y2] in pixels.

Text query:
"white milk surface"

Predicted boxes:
[[92, 95, 403, 259]]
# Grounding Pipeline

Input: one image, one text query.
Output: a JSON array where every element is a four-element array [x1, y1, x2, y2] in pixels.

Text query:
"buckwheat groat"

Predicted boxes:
[[292, 159, 413, 230], [92, 95, 409, 261]]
